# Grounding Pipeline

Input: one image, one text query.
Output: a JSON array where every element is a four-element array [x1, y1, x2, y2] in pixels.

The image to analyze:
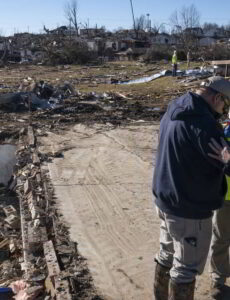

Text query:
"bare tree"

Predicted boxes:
[[202, 22, 219, 33], [151, 22, 169, 35], [0, 40, 8, 65], [64, 0, 79, 35], [135, 15, 147, 31], [170, 4, 200, 30], [224, 22, 230, 31], [169, 4, 201, 49]]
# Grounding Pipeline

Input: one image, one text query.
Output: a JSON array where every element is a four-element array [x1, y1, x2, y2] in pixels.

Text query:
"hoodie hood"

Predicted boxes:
[[168, 92, 219, 121], [153, 91, 226, 219]]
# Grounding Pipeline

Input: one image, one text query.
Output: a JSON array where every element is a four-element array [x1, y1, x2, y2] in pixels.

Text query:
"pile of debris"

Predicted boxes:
[[0, 126, 104, 299], [0, 78, 77, 111], [0, 65, 215, 128]]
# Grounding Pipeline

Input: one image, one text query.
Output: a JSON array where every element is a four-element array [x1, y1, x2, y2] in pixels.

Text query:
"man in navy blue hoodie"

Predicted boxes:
[[152, 76, 230, 300]]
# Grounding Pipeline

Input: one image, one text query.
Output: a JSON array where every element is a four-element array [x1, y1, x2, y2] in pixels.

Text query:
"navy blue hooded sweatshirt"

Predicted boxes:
[[153, 92, 229, 219]]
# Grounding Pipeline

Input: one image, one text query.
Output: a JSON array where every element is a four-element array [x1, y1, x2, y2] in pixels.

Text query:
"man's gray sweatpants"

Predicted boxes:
[[156, 208, 212, 283], [210, 201, 230, 285]]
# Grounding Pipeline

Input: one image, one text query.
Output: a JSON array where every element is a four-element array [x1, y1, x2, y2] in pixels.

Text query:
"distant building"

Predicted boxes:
[[20, 49, 32, 60], [105, 40, 119, 51], [199, 37, 217, 46], [183, 27, 203, 37], [87, 40, 99, 51], [204, 28, 226, 38], [80, 28, 105, 38], [151, 33, 171, 45]]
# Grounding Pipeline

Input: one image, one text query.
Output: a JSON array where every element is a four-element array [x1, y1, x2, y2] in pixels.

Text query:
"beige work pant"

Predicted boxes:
[[210, 201, 230, 285], [155, 208, 212, 283]]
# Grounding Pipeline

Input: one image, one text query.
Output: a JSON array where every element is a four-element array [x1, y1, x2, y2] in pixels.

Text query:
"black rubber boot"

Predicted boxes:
[[169, 279, 195, 300], [153, 261, 170, 300]]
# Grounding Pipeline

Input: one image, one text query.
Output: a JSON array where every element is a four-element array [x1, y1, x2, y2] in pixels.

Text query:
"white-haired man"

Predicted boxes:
[[153, 76, 230, 300]]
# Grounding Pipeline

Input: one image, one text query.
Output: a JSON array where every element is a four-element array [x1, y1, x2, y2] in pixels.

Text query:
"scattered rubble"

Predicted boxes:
[[0, 62, 217, 299], [0, 125, 105, 300], [0, 79, 77, 111]]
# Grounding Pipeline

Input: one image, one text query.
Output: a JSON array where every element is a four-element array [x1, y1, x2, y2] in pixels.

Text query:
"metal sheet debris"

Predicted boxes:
[[119, 68, 214, 85]]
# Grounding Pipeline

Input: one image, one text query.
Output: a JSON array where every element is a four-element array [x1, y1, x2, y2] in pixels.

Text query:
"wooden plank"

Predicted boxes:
[[24, 179, 31, 194], [43, 240, 60, 277], [0, 238, 9, 249], [19, 196, 30, 273], [211, 60, 230, 65], [28, 126, 35, 147]]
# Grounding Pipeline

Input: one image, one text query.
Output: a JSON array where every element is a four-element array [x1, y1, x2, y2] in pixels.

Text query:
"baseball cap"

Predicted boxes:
[[201, 76, 230, 101]]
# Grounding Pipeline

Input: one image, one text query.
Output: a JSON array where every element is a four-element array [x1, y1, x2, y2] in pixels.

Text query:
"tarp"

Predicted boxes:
[[120, 70, 171, 85], [119, 68, 213, 85]]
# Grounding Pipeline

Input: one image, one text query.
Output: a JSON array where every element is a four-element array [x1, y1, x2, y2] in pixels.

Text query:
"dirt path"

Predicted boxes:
[[39, 123, 218, 300]]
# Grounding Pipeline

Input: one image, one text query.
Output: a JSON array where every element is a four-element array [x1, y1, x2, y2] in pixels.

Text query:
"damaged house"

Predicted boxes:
[[151, 33, 172, 45], [2, 23, 230, 66], [0, 38, 21, 62], [199, 27, 228, 46], [80, 27, 106, 38]]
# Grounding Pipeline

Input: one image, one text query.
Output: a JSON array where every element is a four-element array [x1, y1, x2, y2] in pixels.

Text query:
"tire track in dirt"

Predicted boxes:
[[80, 147, 152, 299], [53, 184, 123, 300], [41, 124, 230, 300], [42, 124, 156, 300]]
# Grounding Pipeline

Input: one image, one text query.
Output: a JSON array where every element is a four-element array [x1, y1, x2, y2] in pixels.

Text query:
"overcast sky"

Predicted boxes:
[[1, 0, 230, 36]]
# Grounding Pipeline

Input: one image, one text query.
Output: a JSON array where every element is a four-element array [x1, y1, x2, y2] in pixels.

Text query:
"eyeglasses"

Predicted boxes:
[[220, 94, 230, 107]]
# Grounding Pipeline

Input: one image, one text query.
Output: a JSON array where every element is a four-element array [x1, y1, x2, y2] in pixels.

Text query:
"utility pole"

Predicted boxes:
[[129, 0, 137, 38], [129, 0, 135, 30], [146, 13, 150, 31]]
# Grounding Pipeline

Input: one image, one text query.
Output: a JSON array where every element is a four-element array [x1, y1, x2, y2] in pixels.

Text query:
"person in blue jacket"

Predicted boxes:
[[152, 76, 230, 300], [209, 118, 230, 299]]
